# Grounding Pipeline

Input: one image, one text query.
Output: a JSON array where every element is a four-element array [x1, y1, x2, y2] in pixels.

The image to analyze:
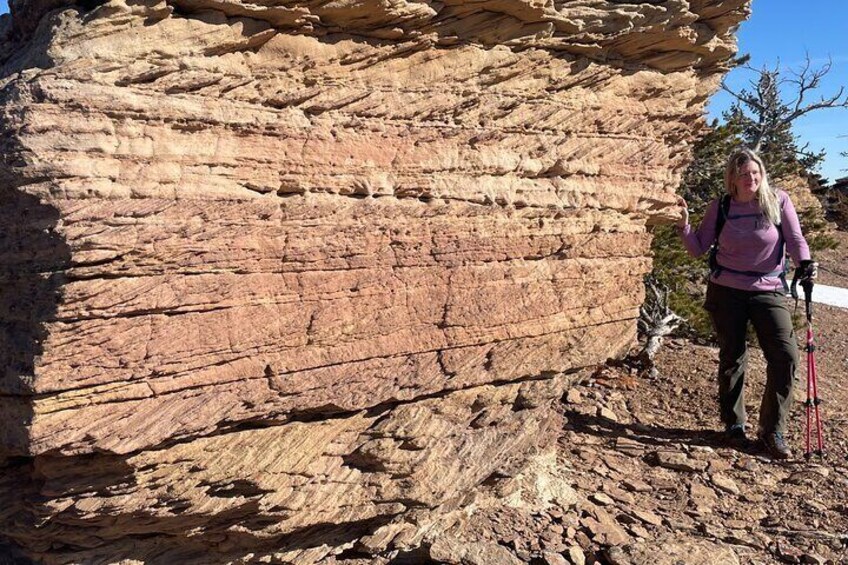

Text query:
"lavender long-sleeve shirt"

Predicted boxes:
[[678, 190, 810, 292]]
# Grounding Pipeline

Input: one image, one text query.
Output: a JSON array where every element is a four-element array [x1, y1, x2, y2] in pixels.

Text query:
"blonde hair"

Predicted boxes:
[[723, 148, 781, 225]]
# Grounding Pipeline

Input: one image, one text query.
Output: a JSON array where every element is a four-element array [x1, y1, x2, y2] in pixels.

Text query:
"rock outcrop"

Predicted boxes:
[[0, 0, 749, 562]]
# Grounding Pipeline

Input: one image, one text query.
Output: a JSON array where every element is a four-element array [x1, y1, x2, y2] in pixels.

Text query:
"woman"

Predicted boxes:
[[676, 148, 817, 459]]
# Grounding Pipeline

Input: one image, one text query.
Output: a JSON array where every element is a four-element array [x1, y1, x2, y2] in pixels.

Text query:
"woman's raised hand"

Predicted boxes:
[[676, 196, 689, 228]]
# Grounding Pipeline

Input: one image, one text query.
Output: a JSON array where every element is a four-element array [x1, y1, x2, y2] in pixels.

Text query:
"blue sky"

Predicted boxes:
[[708, 0, 848, 183], [1, 0, 845, 181]]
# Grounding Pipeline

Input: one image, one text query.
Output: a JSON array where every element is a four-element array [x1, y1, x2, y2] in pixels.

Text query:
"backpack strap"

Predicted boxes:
[[775, 194, 789, 293], [708, 194, 731, 276]]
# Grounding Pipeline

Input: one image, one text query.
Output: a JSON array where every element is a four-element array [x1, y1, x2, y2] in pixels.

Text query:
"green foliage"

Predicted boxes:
[[797, 209, 839, 252], [808, 233, 839, 251], [678, 118, 742, 212]]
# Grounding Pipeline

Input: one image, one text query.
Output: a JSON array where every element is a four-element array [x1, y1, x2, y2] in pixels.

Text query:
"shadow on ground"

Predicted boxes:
[[563, 408, 765, 457]]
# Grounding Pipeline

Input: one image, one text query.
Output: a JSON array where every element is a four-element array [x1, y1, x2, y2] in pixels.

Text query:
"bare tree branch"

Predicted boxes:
[[638, 276, 682, 375], [720, 56, 848, 161]]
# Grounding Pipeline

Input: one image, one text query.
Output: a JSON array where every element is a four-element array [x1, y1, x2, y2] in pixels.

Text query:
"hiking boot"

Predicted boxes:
[[759, 431, 792, 460], [724, 424, 749, 447]]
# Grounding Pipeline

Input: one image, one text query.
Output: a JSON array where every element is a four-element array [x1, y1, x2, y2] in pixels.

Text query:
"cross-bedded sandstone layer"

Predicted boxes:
[[0, 0, 749, 562]]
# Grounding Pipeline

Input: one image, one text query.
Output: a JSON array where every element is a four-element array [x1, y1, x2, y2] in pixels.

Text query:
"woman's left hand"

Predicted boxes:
[[676, 196, 689, 228], [801, 260, 818, 281]]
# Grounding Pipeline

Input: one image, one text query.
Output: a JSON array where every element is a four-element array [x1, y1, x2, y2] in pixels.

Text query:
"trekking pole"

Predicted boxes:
[[800, 278, 825, 459]]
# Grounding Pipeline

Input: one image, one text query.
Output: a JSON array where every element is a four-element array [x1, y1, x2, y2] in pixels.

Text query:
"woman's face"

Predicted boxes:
[[733, 160, 762, 201]]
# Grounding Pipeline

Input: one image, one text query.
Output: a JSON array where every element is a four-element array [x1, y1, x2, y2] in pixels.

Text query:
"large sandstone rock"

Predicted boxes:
[[0, 0, 749, 562]]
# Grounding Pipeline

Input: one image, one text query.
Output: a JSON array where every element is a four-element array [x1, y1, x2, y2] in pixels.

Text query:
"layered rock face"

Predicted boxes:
[[0, 0, 749, 562]]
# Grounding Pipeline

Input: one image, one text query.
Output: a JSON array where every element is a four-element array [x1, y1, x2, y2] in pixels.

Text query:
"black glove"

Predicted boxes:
[[799, 260, 818, 281]]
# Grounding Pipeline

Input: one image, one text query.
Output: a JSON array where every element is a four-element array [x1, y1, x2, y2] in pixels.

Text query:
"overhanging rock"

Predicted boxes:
[[0, 0, 749, 562]]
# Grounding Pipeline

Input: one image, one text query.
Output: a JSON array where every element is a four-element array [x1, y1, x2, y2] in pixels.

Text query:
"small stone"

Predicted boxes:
[[743, 492, 765, 503], [579, 434, 605, 446], [601, 453, 632, 474], [650, 477, 679, 491], [751, 530, 773, 548], [804, 500, 826, 513], [664, 514, 695, 530], [571, 404, 597, 417], [577, 449, 598, 463], [541, 539, 567, 553], [566, 389, 583, 404], [689, 482, 718, 506], [580, 507, 629, 546], [530, 538, 541, 552], [603, 546, 631, 565], [696, 522, 725, 539], [598, 406, 619, 422], [746, 507, 767, 521], [573, 530, 592, 548], [615, 513, 638, 525], [653, 450, 709, 472], [685, 506, 711, 517], [622, 478, 652, 493], [602, 484, 635, 504], [735, 457, 759, 472], [592, 464, 610, 477], [725, 530, 761, 549], [761, 514, 781, 528], [614, 437, 645, 457], [590, 493, 615, 506], [541, 529, 560, 544], [710, 473, 740, 495], [707, 458, 732, 473], [626, 523, 650, 538], [542, 551, 569, 565], [565, 546, 586, 565], [627, 507, 663, 527]]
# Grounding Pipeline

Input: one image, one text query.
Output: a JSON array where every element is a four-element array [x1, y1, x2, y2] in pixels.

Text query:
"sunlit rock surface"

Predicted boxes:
[[0, 0, 749, 561]]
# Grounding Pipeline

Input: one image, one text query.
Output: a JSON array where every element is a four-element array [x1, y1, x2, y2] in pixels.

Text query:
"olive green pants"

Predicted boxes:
[[704, 281, 798, 434]]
